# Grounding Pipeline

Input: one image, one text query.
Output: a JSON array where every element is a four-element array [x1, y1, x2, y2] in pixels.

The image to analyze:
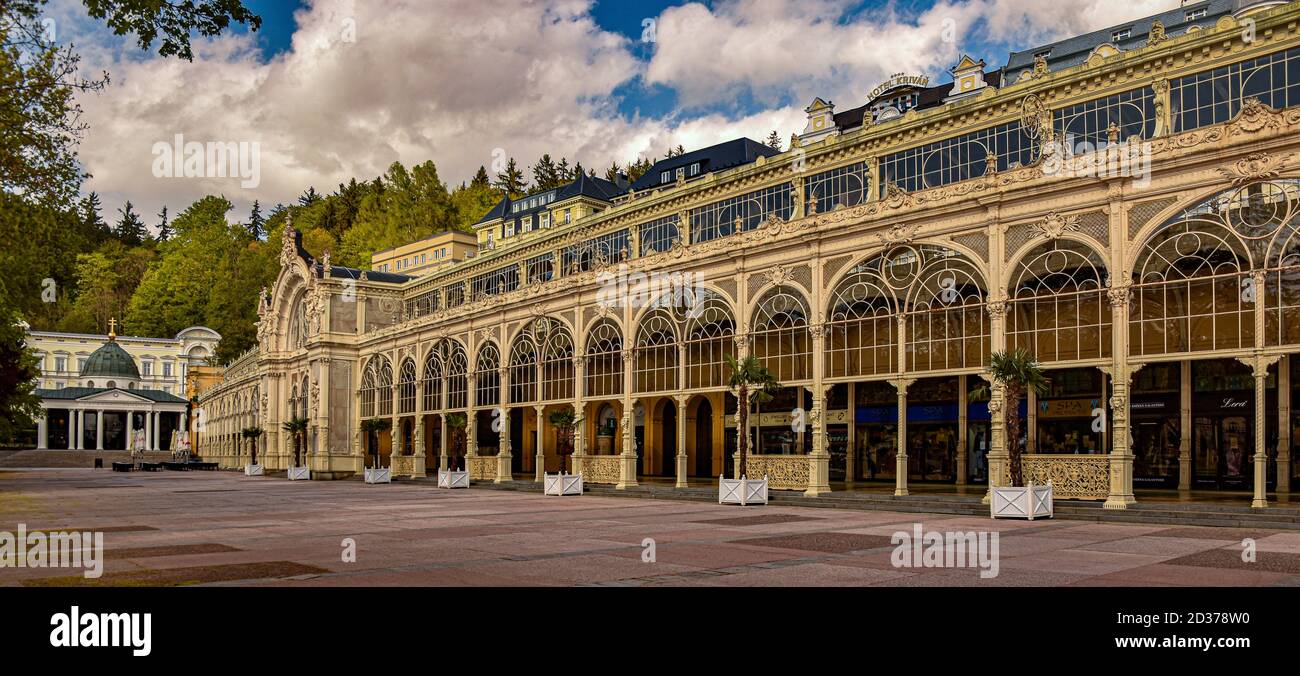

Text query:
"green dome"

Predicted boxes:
[[81, 339, 140, 381]]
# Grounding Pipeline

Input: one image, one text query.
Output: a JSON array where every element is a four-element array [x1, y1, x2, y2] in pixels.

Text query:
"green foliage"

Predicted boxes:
[[974, 349, 1050, 487], [114, 201, 148, 246], [80, 0, 261, 61], [0, 308, 42, 443], [548, 407, 577, 429], [725, 354, 783, 478], [493, 157, 527, 198]]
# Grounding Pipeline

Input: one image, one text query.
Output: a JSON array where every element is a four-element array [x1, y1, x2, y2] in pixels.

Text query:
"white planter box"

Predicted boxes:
[[244, 464, 264, 477], [437, 469, 470, 489], [364, 468, 391, 484], [719, 475, 768, 506], [544, 472, 583, 496], [287, 466, 311, 481], [991, 483, 1054, 520]]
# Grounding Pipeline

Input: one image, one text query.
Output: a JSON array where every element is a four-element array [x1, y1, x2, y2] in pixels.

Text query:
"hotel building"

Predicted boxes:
[[199, 0, 1300, 509]]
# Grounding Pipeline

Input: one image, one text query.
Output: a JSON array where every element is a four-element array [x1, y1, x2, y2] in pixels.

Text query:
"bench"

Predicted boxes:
[[161, 462, 190, 471], [138, 462, 163, 472], [190, 462, 219, 471], [111, 462, 133, 472]]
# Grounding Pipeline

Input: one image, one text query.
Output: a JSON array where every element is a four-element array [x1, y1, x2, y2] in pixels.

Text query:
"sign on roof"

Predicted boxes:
[[868, 73, 930, 101]]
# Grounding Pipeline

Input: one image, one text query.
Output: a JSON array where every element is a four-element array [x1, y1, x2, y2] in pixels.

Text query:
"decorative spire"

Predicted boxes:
[[108, 318, 117, 341]]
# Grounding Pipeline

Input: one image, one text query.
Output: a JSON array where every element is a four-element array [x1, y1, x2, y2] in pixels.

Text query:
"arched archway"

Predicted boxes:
[[1007, 238, 1111, 363]]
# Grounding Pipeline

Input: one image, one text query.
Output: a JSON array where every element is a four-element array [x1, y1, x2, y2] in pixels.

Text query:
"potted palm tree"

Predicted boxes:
[[281, 417, 310, 480], [439, 413, 470, 489], [241, 426, 265, 476], [721, 355, 781, 505], [360, 418, 392, 484], [543, 406, 583, 496], [975, 349, 1053, 519]]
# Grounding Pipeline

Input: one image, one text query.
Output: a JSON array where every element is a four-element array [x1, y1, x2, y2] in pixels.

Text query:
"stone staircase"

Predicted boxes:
[[473, 480, 1300, 529]]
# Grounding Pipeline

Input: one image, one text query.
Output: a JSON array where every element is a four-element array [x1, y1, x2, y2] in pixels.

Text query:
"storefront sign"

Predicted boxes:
[[1130, 395, 1177, 416], [1194, 393, 1254, 414], [1037, 398, 1101, 419], [908, 403, 959, 423]]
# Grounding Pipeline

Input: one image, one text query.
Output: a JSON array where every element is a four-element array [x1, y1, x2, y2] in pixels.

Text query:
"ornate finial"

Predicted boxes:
[[322, 250, 332, 276], [108, 318, 117, 340]]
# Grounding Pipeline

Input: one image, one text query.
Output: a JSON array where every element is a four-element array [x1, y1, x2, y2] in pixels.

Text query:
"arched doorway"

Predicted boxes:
[[694, 398, 713, 478], [659, 400, 676, 476]]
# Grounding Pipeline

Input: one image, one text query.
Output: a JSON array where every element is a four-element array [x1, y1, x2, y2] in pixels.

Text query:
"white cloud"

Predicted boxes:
[[60, 0, 1186, 230]]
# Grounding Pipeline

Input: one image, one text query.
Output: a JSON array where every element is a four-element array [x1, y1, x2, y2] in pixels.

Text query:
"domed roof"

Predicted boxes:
[[80, 322, 140, 382]]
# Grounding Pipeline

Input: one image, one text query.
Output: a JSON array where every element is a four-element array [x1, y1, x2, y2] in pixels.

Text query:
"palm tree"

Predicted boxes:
[[548, 406, 579, 471], [281, 417, 309, 467], [360, 418, 391, 467], [445, 413, 467, 470], [725, 354, 782, 479], [973, 349, 1049, 487], [241, 426, 265, 465]]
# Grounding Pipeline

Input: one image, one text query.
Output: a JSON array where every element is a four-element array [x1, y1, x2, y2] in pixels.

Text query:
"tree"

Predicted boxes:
[[281, 417, 308, 467], [299, 187, 321, 206], [547, 407, 579, 471], [765, 130, 783, 151], [0, 309, 42, 444], [114, 201, 147, 246], [246, 200, 265, 239], [360, 418, 391, 466], [493, 157, 527, 198], [80, 193, 110, 242], [155, 205, 171, 241], [725, 354, 781, 479], [532, 154, 560, 191], [973, 349, 1050, 487], [604, 161, 622, 182], [241, 426, 264, 465], [445, 412, 467, 470]]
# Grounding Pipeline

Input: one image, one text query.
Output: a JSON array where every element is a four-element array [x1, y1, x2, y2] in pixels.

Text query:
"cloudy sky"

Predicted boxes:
[[49, 0, 1183, 229]]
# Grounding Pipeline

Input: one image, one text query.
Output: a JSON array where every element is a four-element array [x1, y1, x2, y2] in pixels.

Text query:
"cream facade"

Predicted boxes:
[[371, 230, 478, 277], [30, 326, 220, 396], [201, 3, 1300, 510]]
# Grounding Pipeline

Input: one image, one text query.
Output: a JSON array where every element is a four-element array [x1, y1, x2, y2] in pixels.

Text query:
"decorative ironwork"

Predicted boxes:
[[1022, 455, 1108, 500], [742, 455, 810, 490], [581, 456, 621, 484]]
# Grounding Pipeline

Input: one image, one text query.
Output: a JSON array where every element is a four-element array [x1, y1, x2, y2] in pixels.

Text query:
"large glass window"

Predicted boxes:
[[638, 215, 681, 255], [878, 121, 1037, 194], [690, 184, 793, 244], [1171, 47, 1300, 132], [1054, 86, 1155, 149], [804, 161, 869, 214]]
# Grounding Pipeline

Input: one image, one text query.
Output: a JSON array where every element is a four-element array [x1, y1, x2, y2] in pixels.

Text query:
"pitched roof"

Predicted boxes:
[[476, 173, 624, 225], [628, 138, 780, 193], [312, 262, 413, 284], [37, 387, 189, 404]]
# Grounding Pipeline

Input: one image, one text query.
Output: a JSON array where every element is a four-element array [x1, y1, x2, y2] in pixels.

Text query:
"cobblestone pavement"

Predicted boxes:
[[3, 468, 1300, 587]]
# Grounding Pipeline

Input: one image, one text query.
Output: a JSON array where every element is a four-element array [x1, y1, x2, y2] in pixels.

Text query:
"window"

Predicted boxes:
[[506, 221, 516, 238], [1186, 8, 1206, 21], [563, 209, 571, 224], [540, 212, 550, 229], [661, 170, 671, 184], [691, 183, 794, 243], [1112, 28, 1131, 42], [163, 362, 172, 377], [675, 167, 685, 181], [562, 229, 630, 274], [804, 161, 869, 214], [55, 356, 67, 372], [638, 214, 681, 255], [1171, 47, 1300, 133], [77, 358, 87, 371], [470, 265, 520, 298], [878, 121, 1037, 193], [689, 162, 700, 176], [142, 361, 152, 376], [1054, 86, 1156, 149], [1034, 49, 1052, 59], [526, 253, 554, 284]]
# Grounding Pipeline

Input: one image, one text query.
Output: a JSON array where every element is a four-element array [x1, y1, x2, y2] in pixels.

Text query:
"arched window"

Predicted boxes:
[[300, 375, 310, 419], [827, 257, 898, 378], [751, 286, 810, 383], [475, 343, 500, 408], [904, 246, 988, 371], [1007, 239, 1110, 363], [361, 357, 392, 418], [684, 292, 735, 389], [289, 294, 308, 351], [446, 342, 469, 410], [539, 320, 575, 401], [509, 330, 537, 404], [635, 311, 677, 393], [398, 359, 417, 414], [585, 320, 623, 398], [422, 343, 445, 412]]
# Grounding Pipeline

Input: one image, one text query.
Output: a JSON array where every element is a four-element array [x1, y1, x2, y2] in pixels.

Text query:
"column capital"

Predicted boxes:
[[892, 377, 917, 395], [1237, 354, 1282, 378]]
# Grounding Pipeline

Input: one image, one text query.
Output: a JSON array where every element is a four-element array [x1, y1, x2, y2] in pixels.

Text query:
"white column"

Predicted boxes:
[[534, 404, 545, 481], [75, 410, 84, 449], [144, 411, 153, 451], [96, 410, 104, 450], [676, 395, 688, 488], [67, 412, 75, 450], [125, 412, 134, 451], [153, 410, 161, 451], [37, 414, 48, 449]]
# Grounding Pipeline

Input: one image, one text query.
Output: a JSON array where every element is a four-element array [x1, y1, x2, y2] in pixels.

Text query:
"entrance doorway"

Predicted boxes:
[[660, 401, 677, 476], [694, 399, 713, 478]]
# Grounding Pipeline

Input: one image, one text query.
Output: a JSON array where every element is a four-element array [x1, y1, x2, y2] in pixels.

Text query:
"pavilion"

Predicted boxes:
[[34, 320, 189, 451]]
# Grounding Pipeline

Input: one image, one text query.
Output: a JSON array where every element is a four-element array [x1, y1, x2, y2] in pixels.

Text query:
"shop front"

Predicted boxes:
[[1131, 363, 1182, 489], [1191, 359, 1277, 491], [904, 378, 959, 483], [854, 381, 897, 481], [1036, 368, 1106, 455]]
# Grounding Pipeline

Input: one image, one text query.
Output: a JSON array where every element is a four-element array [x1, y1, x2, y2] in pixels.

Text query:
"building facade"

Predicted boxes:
[[200, 1, 1300, 510], [30, 324, 220, 396], [370, 230, 479, 277]]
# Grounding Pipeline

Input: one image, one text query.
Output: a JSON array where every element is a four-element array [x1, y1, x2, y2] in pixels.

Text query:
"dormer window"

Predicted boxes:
[[1186, 8, 1206, 21], [1033, 49, 1051, 59], [660, 170, 671, 184], [689, 162, 700, 176], [1112, 28, 1131, 42], [675, 167, 685, 181]]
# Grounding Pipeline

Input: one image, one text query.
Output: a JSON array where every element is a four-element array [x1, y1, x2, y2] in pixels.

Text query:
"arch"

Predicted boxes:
[[445, 340, 469, 409], [684, 290, 736, 389], [474, 342, 501, 408], [1129, 178, 1300, 353], [398, 358, 417, 414], [585, 319, 624, 398], [1007, 238, 1110, 363], [508, 329, 538, 404], [361, 355, 393, 418], [539, 320, 575, 401], [751, 285, 810, 383], [635, 309, 678, 393], [422, 341, 447, 412]]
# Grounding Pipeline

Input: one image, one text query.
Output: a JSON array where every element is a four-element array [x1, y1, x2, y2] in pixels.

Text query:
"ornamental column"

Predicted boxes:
[[1104, 283, 1137, 510], [534, 404, 546, 481], [496, 366, 512, 482], [674, 394, 689, 488], [75, 410, 85, 450], [466, 372, 478, 463], [1279, 356, 1291, 494], [390, 375, 400, 463], [572, 356, 586, 475], [1179, 360, 1193, 490], [806, 324, 831, 496], [37, 413, 47, 450], [893, 377, 915, 497], [439, 367, 450, 472], [956, 374, 969, 485], [618, 348, 638, 488], [96, 410, 103, 450], [1239, 354, 1280, 509]]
